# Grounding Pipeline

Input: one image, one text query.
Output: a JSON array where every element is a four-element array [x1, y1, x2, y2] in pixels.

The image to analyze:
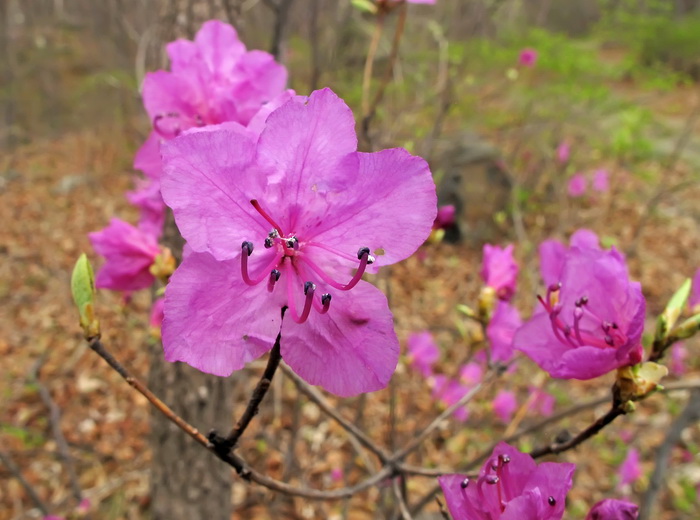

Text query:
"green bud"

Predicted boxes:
[[351, 0, 377, 14], [669, 314, 700, 341], [70, 253, 100, 339]]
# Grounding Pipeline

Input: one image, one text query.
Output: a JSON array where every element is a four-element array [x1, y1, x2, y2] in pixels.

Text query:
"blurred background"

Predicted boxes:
[[1, 0, 699, 518]]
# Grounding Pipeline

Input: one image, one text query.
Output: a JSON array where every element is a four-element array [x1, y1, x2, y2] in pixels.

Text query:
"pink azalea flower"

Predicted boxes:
[[136, 20, 287, 180], [539, 228, 601, 288], [592, 169, 610, 193], [618, 448, 641, 489], [432, 375, 470, 421], [76, 498, 91, 513], [567, 173, 587, 197], [126, 177, 166, 238], [556, 141, 571, 164], [433, 204, 456, 230], [88, 218, 161, 293], [481, 244, 518, 301], [586, 498, 639, 519], [492, 390, 517, 423], [150, 297, 165, 330], [691, 268, 700, 309], [459, 361, 484, 386], [528, 386, 555, 417], [438, 441, 575, 519], [407, 331, 440, 377], [160, 88, 437, 396], [514, 245, 645, 380], [487, 300, 522, 363], [670, 342, 687, 376], [518, 48, 538, 67]]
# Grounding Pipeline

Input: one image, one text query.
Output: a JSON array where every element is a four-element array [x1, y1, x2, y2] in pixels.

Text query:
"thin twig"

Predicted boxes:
[[0, 449, 50, 514], [222, 333, 282, 448], [392, 477, 413, 520], [29, 357, 84, 503], [280, 364, 389, 462], [640, 388, 700, 520]]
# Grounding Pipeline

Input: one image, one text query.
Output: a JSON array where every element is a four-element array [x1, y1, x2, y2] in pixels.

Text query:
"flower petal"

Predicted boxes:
[[134, 132, 163, 180], [193, 20, 246, 76], [280, 280, 399, 396], [310, 148, 437, 268], [162, 251, 283, 376], [160, 125, 271, 259]]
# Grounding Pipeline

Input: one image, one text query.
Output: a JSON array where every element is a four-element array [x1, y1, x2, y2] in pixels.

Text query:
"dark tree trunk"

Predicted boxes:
[[147, 213, 236, 519]]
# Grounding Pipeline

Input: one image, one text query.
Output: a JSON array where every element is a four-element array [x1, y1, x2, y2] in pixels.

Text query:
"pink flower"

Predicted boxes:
[[518, 48, 538, 67], [433, 204, 456, 230], [492, 390, 517, 423], [528, 387, 555, 417], [136, 20, 287, 180], [150, 298, 165, 330], [586, 499, 639, 519], [126, 177, 166, 238], [567, 173, 587, 197], [515, 246, 645, 380], [438, 442, 575, 519], [481, 244, 518, 301], [592, 169, 610, 193], [556, 142, 571, 164], [487, 300, 522, 363], [406, 331, 440, 377], [618, 448, 641, 489], [459, 362, 484, 385], [160, 88, 437, 396], [691, 268, 700, 309], [89, 218, 161, 293], [539, 228, 601, 288], [670, 342, 687, 376], [432, 375, 471, 421], [330, 467, 344, 482]]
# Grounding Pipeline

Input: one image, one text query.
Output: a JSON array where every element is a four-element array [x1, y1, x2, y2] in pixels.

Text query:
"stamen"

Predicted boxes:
[[301, 247, 372, 291], [548, 496, 556, 506], [285, 267, 315, 324], [573, 306, 585, 345], [319, 293, 331, 314], [268, 269, 281, 292], [546, 282, 562, 306], [240, 243, 284, 286], [265, 237, 274, 248], [250, 200, 285, 237], [460, 478, 470, 489], [153, 112, 182, 138]]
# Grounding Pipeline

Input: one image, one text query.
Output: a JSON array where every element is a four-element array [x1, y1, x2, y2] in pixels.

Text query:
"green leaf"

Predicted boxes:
[[351, 0, 377, 14], [656, 278, 692, 342]]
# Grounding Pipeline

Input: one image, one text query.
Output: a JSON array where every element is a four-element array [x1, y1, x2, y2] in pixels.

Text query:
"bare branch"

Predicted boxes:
[[0, 449, 50, 515]]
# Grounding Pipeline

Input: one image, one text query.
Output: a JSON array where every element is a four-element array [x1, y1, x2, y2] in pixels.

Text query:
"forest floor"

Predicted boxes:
[[1, 22, 700, 520]]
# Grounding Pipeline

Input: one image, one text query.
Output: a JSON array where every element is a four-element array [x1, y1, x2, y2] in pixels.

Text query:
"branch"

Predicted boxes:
[[0, 449, 50, 515], [29, 357, 84, 503], [392, 477, 413, 520]]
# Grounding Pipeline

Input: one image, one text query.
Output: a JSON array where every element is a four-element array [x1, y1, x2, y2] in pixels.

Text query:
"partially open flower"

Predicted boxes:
[[481, 244, 518, 302], [586, 498, 639, 519], [439, 441, 575, 519]]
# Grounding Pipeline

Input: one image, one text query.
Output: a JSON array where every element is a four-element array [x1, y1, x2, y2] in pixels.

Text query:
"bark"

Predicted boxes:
[[148, 213, 236, 519]]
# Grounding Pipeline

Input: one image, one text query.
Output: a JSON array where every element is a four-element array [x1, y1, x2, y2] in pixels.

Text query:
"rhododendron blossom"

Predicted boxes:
[[592, 169, 610, 193], [136, 20, 287, 180], [492, 390, 517, 423], [618, 448, 641, 489], [481, 244, 518, 301], [567, 173, 587, 197], [438, 441, 575, 519], [88, 218, 162, 293], [160, 88, 437, 396], [586, 498, 639, 519], [518, 48, 538, 67], [515, 243, 645, 380], [126, 177, 165, 238], [431, 375, 471, 421], [556, 141, 571, 164], [487, 300, 522, 363], [407, 331, 440, 377], [539, 228, 601, 287]]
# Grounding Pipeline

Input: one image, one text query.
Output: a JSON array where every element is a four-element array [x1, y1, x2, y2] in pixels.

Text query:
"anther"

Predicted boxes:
[[500, 455, 510, 464], [485, 475, 499, 485], [604, 334, 614, 346], [264, 237, 274, 248], [242, 241, 254, 256], [304, 281, 316, 295], [267, 269, 281, 292], [575, 296, 588, 307], [460, 478, 470, 489], [357, 247, 371, 260], [548, 496, 556, 506], [286, 236, 299, 249], [320, 293, 332, 313]]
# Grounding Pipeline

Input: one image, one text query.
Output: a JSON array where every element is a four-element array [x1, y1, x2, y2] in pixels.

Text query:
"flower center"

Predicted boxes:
[[538, 284, 628, 350], [457, 454, 557, 518], [240, 199, 374, 324]]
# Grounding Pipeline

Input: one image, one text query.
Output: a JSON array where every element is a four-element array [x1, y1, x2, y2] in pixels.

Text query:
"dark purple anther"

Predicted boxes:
[[241, 241, 254, 256], [264, 237, 274, 248], [460, 478, 469, 489], [485, 475, 499, 485], [548, 496, 556, 506], [267, 269, 281, 292], [304, 281, 316, 295]]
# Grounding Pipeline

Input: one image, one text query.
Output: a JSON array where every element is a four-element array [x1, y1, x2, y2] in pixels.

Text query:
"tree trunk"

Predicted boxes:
[[148, 213, 236, 519]]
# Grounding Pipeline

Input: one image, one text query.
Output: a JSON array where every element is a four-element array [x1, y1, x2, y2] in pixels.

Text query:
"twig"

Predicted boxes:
[[392, 477, 413, 520], [280, 364, 389, 462], [639, 388, 700, 520], [220, 332, 282, 449], [29, 357, 84, 504], [435, 496, 451, 520], [0, 449, 50, 514]]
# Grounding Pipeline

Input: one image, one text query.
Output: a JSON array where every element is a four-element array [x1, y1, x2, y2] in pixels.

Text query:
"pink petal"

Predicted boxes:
[[193, 20, 246, 76], [229, 50, 289, 125], [280, 280, 399, 397], [311, 147, 437, 269], [160, 124, 270, 260], [134, 132, 163, 180], [162, 251, 283, 376]]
